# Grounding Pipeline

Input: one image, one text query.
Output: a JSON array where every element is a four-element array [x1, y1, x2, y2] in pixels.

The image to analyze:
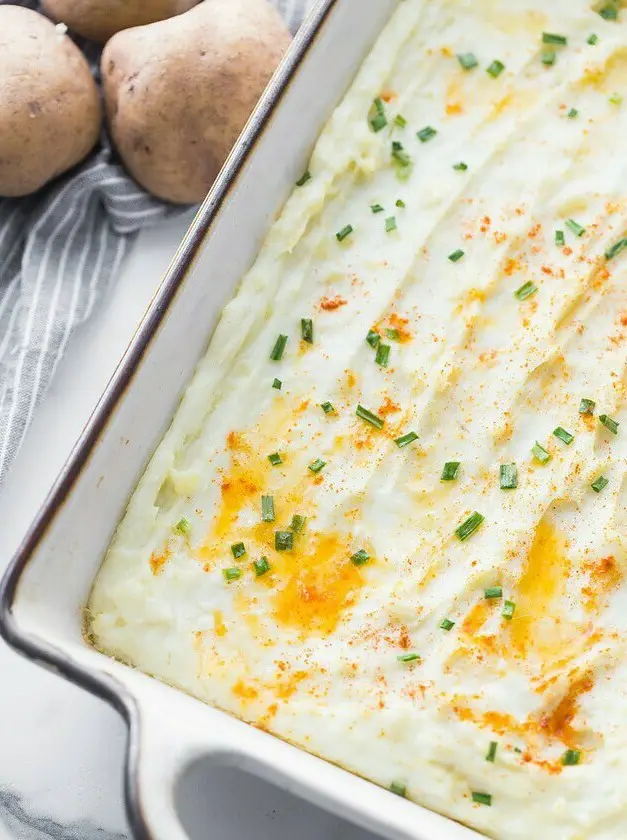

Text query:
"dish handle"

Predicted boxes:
[[128, 697, 230, 840]]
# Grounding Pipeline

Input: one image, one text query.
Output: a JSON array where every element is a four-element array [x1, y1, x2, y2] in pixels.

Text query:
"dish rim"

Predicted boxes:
[[0, 2, 339, 838]]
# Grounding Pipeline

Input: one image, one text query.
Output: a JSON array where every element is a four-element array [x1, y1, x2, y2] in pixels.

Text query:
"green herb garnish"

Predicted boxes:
[[566, 218, 586, 237], [175, 517, 191, 536], [321, 401, 335, 414], [543, 32, 568, 45], [308, 458, 327, 473], [605, 237, 627, 260], [369, 97, 387, 132], [375, 343, 391, 366], [371, 203, 385, 214], [542, 50, 557, 66], [562, 749, 581, 766], [223, 567, 242, 583], [336, 224, 354, 242], [472, 792, 492, 806], [567, 108, 579, 118], [486, 60, 505, 78], [485, 586, 503, 599], [440, 618, 455, 631], [600, 414, 619, 434], [532, 441, 551, 464], [453, 161, 469, 171], [455, 511, 484, 541], [390, 781, 407, 797], [591, 475, 609, 493], [500, 463, 518, 489], [270, 334, 288, 361], [396, 199, 406, 208], [553, 427, 574, 445], [394, 114, 408, 128], [268, 452, 282, 466], [555, 229, 565, 246], [386, 328, 401, 341], [366, 329, 380, 349], [502, 600, 516, 620], [579, 398, 596, 415], [356, 404, 385, 429], [275, 531, 293, 551], [231, 542, 246, 559], [261, 495, 275, 522], [290, 514, 307, 533], [486, 742, 498, 763], [610, 91, 623, 105], [385, 216, 397, 233], [301, 318, 313, 344], [441, 461, 461, 481], [599, 4, 619, 20], [253, 556, 270, 577], [351, 549, 370, 566], [295, 171, 311, 187], [397, 652, 421, 663], [417, 125, 437, 143], [391, 140, 412, 168], [458, 52, 479, 70], [588, 33, 599, 44], [272, 378, 282, 390], [449, 248, 465, 262], [515, 281, 537, 301], [394, 431, 419, 448]]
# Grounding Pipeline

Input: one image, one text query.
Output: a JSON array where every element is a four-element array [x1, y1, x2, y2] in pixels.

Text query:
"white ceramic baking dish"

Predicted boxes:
[[0, 3, 480, 839]]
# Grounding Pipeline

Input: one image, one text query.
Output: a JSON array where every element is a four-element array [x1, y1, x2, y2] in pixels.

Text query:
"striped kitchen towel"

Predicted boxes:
[[0, 0, 310, 484]]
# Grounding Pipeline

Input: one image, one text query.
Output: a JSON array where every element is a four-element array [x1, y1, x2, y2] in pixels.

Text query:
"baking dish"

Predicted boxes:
[[0, 2, 480, 839]]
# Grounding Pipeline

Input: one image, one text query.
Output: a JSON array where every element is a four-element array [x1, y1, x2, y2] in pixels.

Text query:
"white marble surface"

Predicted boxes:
[[0, 214, 379, 840]]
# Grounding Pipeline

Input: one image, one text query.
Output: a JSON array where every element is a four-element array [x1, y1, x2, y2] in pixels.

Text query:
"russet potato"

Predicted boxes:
[[101, 0, 291, 204], [41, 0, 200, 44], [0, 6, 101, 198]]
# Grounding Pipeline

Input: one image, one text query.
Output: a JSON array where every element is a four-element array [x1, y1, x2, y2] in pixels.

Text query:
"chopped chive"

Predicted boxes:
[[397, 652, 421, 663], [542, 32, 568, 45], [541, 50, 556, 66], [270, 334, 288, 361], [486, 742, 498, 763], [515, 281, 537, 301], [448, 248, 465, 262], [566, 218, 585, 237], [396, 199, 406, 209], [321, 401, 335, 414], [272, 377, 282, 390], [499, 463, 518, 490], [588, 33, 599, 44], [417, 125, 437, 143], [301, 318, 313, 344], [369, 97, 387, 132], [223, 567, 242, 582], [553, 427, 574, 445], [610, 91, 624, 105], [175, 517, 191, 536], [579, 398, 596, 415], [605, 237, 627, 260], [356, 404, 385, 429], [386, 328, 401, 341], [268, 452, 282, 466], [486, 60, 505, 78], [441, 461, 461, 481], [394, 114, 408, 128], [308, 458, 327, 474], [336, 224, 354, 242], [600, 414, 619, 434], [502, 600, 516, 620], [567, 108, 578, 118], [532, 441, 551, 464], [394, 431, 419, 448], [453, 161, 468, 171], [562, 749, 581, 766], [472, 792, 492, 806], [385, 215, 397, 233], [295, 170, 311, 187], [591, 475, 609, 493], [366, 329, 381, 349], [253, 556, 270, 576], [440, 618, 455, 631], [599, 4, 618, 20], [455, 511, 484, 541], [231, 542, 246, 559], [390, 781, 407, 797], [485, 586, 503, 599], [351, 549, 370, 566], [275, 531, 293, 551], [261, 495, 275, 522], [555, 229, 565, 246], [371, 203, 385, 214], [290, 514, 307, 532], [457, 52, 478, 70], [391, 140, 412, 168], [375, 343, 391, 366]]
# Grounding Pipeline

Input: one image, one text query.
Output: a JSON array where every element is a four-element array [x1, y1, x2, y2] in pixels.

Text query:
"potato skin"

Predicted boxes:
[[102, 0, 291, 204], [0, 6, 101, 198], [41, 0, 200, 44]]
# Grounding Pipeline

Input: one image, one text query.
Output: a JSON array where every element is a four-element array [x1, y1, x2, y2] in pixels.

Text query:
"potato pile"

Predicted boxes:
[[0, 0, 291, 202]]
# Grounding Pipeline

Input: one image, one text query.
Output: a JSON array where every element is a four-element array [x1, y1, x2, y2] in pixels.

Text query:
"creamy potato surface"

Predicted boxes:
[[90, 2, 627, 836]]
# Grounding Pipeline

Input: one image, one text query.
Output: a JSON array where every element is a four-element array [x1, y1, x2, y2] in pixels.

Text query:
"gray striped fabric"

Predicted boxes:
[[0, 0, 309, 484]]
